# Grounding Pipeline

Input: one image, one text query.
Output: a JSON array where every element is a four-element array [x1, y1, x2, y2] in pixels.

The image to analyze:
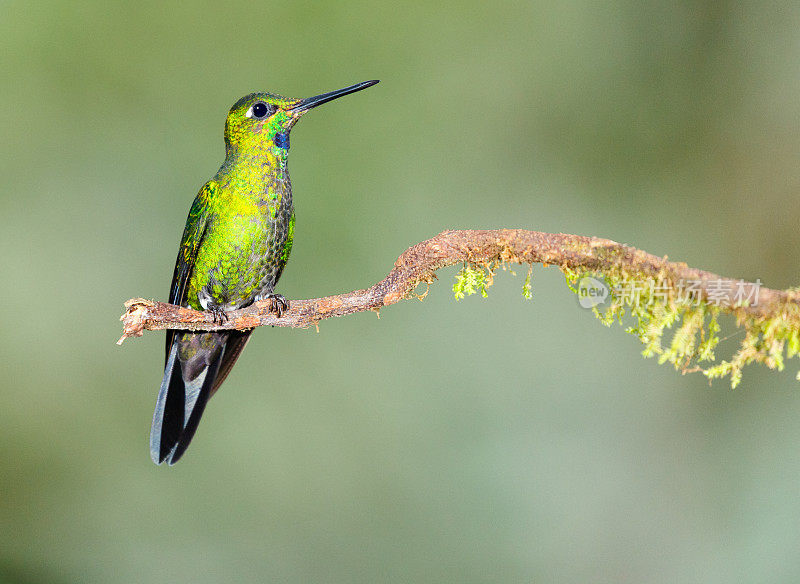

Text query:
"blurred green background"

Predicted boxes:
[[2, 1, 800, 582]]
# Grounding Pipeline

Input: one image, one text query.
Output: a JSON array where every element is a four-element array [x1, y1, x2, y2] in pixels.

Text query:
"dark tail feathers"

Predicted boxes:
[[150, 330, 251, 464]]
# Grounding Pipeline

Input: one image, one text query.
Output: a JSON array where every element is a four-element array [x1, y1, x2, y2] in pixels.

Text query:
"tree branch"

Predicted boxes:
[[119, 228, 800, 345]]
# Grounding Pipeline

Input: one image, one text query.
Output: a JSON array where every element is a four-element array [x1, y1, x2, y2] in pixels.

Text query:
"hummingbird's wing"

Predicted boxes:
[[164, 179, 253, 397], [164, 184, 212, 363], [151, 183, 219, 464]]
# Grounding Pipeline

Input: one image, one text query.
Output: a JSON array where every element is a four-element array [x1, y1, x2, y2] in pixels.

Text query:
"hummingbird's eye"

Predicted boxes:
[[248, 102, 273, 119]]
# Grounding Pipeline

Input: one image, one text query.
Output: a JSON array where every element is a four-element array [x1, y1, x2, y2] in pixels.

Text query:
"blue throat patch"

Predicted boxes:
[[274, 132, 290, 150]]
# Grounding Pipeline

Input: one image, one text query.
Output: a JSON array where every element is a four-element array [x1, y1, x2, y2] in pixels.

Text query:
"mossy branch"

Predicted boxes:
[[119, 229, 800, 386]]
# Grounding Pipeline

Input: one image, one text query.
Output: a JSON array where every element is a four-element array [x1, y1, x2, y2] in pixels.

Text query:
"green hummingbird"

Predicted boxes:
[[151, 80, 379, 465]]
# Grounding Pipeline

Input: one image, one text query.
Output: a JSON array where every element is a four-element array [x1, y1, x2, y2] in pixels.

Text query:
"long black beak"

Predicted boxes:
[[290, 80, 379, 113]]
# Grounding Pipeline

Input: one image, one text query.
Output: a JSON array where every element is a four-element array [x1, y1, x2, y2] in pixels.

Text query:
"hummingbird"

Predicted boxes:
[[150, 80, 379, 465]]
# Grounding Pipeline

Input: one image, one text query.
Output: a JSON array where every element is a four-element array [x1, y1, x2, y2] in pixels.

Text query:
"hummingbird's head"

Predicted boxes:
[[223, 80, 379, 152]]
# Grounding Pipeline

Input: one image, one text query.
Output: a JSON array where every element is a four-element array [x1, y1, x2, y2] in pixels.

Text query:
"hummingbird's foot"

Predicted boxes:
[[208, 306, 229, 325], [260, 293, 289, 317]]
